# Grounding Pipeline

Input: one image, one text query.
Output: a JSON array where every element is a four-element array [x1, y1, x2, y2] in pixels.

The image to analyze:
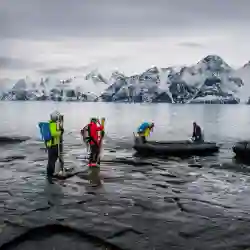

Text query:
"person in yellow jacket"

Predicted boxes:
[[136, 122, 154, 143], [46, 111, 64, 179]]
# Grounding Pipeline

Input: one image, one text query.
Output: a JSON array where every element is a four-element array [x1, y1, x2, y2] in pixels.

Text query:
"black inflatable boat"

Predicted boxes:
[[232, 141, 250, 159], [133, 139, 219, 157]]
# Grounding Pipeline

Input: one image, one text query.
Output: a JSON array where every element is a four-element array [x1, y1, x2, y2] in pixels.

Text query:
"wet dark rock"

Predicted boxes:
[[191, 97, 240, 104], [159, 172, 178, 178], [152, 183, 169, 189], [0, 155, 26, 162], [0, 224, 123, 250], [0, 225, 28, 249], [102, 157, 159, 166], [65, 90, 76, 98], [2, 136, 250, 250], [169, 81, 195, 103], [0, 136, 30, 145], [188, 163, 202, 168], [151, 92, 172, 103]]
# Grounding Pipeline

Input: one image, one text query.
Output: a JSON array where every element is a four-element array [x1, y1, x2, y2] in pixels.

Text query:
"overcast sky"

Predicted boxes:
[[1, 0, 250, 79]]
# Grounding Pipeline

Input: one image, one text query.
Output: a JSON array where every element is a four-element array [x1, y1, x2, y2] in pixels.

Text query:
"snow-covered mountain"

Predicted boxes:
[[99, 55, 244, 104], [1, 55, 250, 104], [233, 61, 250, 103]]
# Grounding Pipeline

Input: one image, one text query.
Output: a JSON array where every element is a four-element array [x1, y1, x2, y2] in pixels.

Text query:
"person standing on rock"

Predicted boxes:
[[39, 111, 64, 181], [81, 117, 105, 186], [81, 118, 105, 166]]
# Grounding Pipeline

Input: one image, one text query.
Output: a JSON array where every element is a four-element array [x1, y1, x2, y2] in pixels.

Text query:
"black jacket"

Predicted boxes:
[[192, 125, 202, 139]]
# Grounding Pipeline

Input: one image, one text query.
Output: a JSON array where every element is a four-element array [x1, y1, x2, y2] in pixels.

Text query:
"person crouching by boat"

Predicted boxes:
[[192, 122, 204, 143], [81, 118, 104, 166], [46, 111, 64, 180], [136, 122, 154, 143]]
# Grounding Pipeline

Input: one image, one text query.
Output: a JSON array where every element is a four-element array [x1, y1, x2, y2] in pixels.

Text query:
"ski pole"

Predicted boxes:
[[58, 115, 64, 172]]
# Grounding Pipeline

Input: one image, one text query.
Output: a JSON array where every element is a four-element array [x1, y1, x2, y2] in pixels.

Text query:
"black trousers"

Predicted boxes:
[[89, 144, 100, 165], [137, 132, 146, 144], [141, 136, 146, 143], [47, 145, 59, 177]]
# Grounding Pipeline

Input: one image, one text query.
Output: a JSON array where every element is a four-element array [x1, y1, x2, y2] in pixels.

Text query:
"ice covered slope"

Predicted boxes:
[[0, 75, 108, 101], [233, 62, 250, 103], [100, 55, 243, 104]]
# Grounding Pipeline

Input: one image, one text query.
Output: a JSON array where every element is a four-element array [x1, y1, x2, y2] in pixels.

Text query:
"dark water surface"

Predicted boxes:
[[1, 102, 250, 250]]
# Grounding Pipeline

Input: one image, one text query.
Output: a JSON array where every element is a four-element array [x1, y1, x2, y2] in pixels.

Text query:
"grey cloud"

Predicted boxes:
[[178, 42, 204, 48], [0, 56, 42, 69], [1, 0, 250, 39], [37, 56, 128, 75], [37, 65, 90, 75], [38, 67, 75, 75]]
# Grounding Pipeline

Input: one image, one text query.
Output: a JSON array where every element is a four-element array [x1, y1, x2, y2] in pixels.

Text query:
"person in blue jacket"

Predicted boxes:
[[136, 122, 154, 143]]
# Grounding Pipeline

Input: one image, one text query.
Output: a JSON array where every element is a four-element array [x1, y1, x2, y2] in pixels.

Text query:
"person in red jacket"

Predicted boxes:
[[81, 118, 104, 166]]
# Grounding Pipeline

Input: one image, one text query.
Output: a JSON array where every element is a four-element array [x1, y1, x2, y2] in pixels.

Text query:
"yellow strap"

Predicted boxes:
[[101, 117, 105, 128]]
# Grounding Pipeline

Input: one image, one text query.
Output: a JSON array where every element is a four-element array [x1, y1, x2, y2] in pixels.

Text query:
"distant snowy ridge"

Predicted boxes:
[[1, 55, 250, 104]]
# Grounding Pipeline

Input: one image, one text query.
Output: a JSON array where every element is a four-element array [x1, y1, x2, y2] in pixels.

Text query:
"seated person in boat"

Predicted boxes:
[[192, 122, 204, 142], [136, 122, 154, 143]]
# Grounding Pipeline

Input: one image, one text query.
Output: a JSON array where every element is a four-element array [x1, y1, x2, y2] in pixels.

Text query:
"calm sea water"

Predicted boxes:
[[1, 101, 250, 143]]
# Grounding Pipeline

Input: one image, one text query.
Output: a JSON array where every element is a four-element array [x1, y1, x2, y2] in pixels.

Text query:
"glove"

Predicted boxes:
[[101, 130, 105, 137], [85, 137, 91, 143]]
